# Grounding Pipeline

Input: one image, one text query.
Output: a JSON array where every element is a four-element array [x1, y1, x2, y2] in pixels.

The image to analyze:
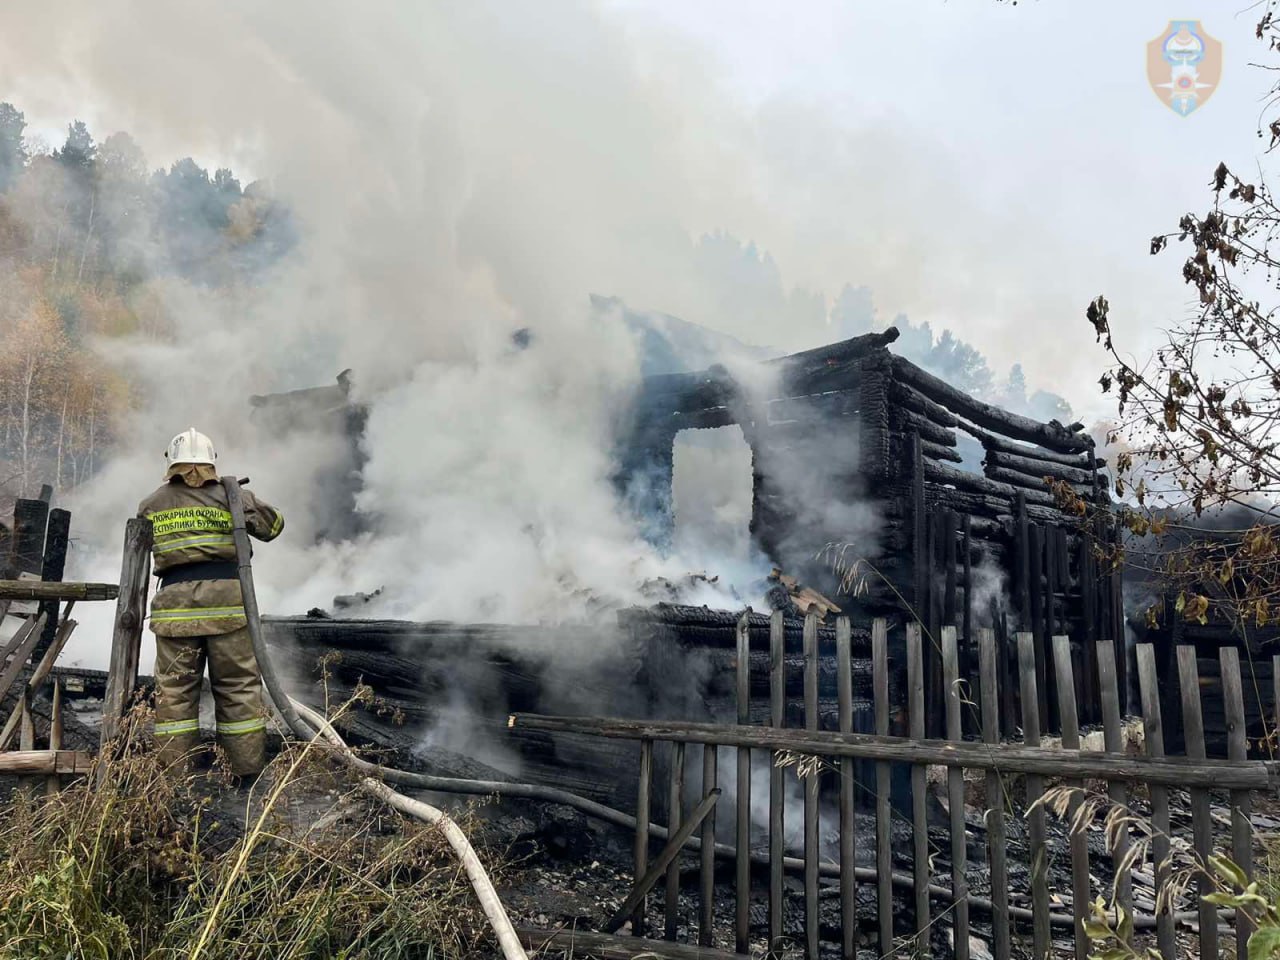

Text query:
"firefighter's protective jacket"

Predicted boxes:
[[138, 477, 284, 637]]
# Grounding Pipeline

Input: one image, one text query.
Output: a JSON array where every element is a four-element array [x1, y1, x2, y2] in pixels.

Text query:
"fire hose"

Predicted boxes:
[[221, 478, 529, 960], [220, 478, 1226, 940]]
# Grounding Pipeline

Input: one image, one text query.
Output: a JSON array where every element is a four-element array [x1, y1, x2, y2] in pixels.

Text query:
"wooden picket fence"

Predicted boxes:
[[511, 610, 1280, 960], [0, 494, 115, 786]]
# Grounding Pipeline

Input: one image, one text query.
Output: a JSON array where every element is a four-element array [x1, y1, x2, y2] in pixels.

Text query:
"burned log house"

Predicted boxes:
[[614, 326, 1122, 743], [269, 326, 1126, 818]]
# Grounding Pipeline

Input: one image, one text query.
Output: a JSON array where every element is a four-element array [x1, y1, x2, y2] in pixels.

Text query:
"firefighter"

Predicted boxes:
[[138, 428, 284, 778]]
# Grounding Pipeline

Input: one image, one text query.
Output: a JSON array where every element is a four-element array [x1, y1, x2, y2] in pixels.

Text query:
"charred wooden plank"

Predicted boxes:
[[979, 431, 1103, 468], [921, 440, 964, 464], [11, 499, 48, 576], [507, 714, 1280, 788], [923, 460, 1058, 509], [897, 410, 957, 447], [36, 509, 71, 656], [984, 449, 1096, 486], [890, 378, 961, 427], [892, 355, 1093, 452]]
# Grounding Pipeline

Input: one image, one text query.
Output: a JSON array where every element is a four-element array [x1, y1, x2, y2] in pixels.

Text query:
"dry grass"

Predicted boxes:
[[0, 704, 496, 960]]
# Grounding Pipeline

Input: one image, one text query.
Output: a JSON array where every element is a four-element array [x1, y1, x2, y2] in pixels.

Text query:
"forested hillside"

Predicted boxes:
[[0, 103, 293, 499]]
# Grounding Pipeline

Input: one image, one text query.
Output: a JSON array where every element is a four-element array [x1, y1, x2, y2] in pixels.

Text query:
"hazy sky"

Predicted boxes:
[[601, 1, 1271, 418], [7, 1, 1272, 421]]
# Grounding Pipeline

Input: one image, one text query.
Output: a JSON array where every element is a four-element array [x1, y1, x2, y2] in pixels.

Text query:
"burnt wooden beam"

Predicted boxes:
[[985, 465, 1092, 500], [985, 449, 1096, 486], [921, 440, 964, 464], [896, 410, 957, 447], [926, 485, 1066, 525], [0, 581, 119, 601], [979, 432, 1101, 468], [923, 460, 1057, 508], [892, 356, 1093, 452], [508, 714, 1280, 789], [890, 379, 960, 428], [771, 326, 900, 394]]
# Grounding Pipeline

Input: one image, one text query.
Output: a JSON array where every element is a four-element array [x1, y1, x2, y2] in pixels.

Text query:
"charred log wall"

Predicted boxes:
[[262, 604, 894, 816]]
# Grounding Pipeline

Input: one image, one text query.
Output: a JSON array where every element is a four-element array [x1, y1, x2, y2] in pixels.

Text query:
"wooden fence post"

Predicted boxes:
[[100, 518, 153, 748], [35, 508, 71, 658], [11, 498, 49, 576]]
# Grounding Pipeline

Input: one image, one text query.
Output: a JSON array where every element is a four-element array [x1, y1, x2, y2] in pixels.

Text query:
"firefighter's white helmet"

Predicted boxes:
[[165, 428, 217, 466]]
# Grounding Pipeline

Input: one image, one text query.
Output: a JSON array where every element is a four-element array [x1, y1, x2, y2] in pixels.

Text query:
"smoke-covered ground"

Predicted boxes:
[[0, 1, 1268, 668]]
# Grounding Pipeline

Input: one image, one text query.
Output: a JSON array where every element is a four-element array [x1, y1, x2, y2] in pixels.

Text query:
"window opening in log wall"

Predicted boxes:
[[671, 425, 754, 570]]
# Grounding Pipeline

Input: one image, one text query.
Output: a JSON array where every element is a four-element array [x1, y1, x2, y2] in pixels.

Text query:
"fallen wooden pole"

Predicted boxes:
[[0, 616, 77, 749], [0, 613, 48, 704], [508, 713, 1279, 790], [604, 788, 722, 934], [0, 750, 93, 774], [0, 581, 119, 602], [517, 927, 748, 960]]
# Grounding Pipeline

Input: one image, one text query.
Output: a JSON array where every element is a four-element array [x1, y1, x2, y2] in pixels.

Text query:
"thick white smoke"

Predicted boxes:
[[2, 1, 1191, 667], [2, 0, 798, 665]]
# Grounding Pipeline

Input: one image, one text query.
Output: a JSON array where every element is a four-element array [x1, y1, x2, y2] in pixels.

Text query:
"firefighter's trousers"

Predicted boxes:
[[153, 625, 266, 776]]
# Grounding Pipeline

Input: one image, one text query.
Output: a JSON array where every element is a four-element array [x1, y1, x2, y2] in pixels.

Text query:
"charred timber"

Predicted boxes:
[[985, 450, 1097, 486], [618, 604, 867, 650], [984, 465, 1090, 500], [896, 411, 957, 447], [859, 366, 892, 481], [980, 433, 1103, 470], [921, 440, 964, 464], [509, 714, 1280, 789], [769, 327, 898, 396], [890, 380, 960, 428], [891, 356, 1093, 453], [923, 460, 1058, 509]]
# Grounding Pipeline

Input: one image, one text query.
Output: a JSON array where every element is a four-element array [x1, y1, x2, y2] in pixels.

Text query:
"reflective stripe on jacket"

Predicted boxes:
[[138, 478, 284, 637]]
